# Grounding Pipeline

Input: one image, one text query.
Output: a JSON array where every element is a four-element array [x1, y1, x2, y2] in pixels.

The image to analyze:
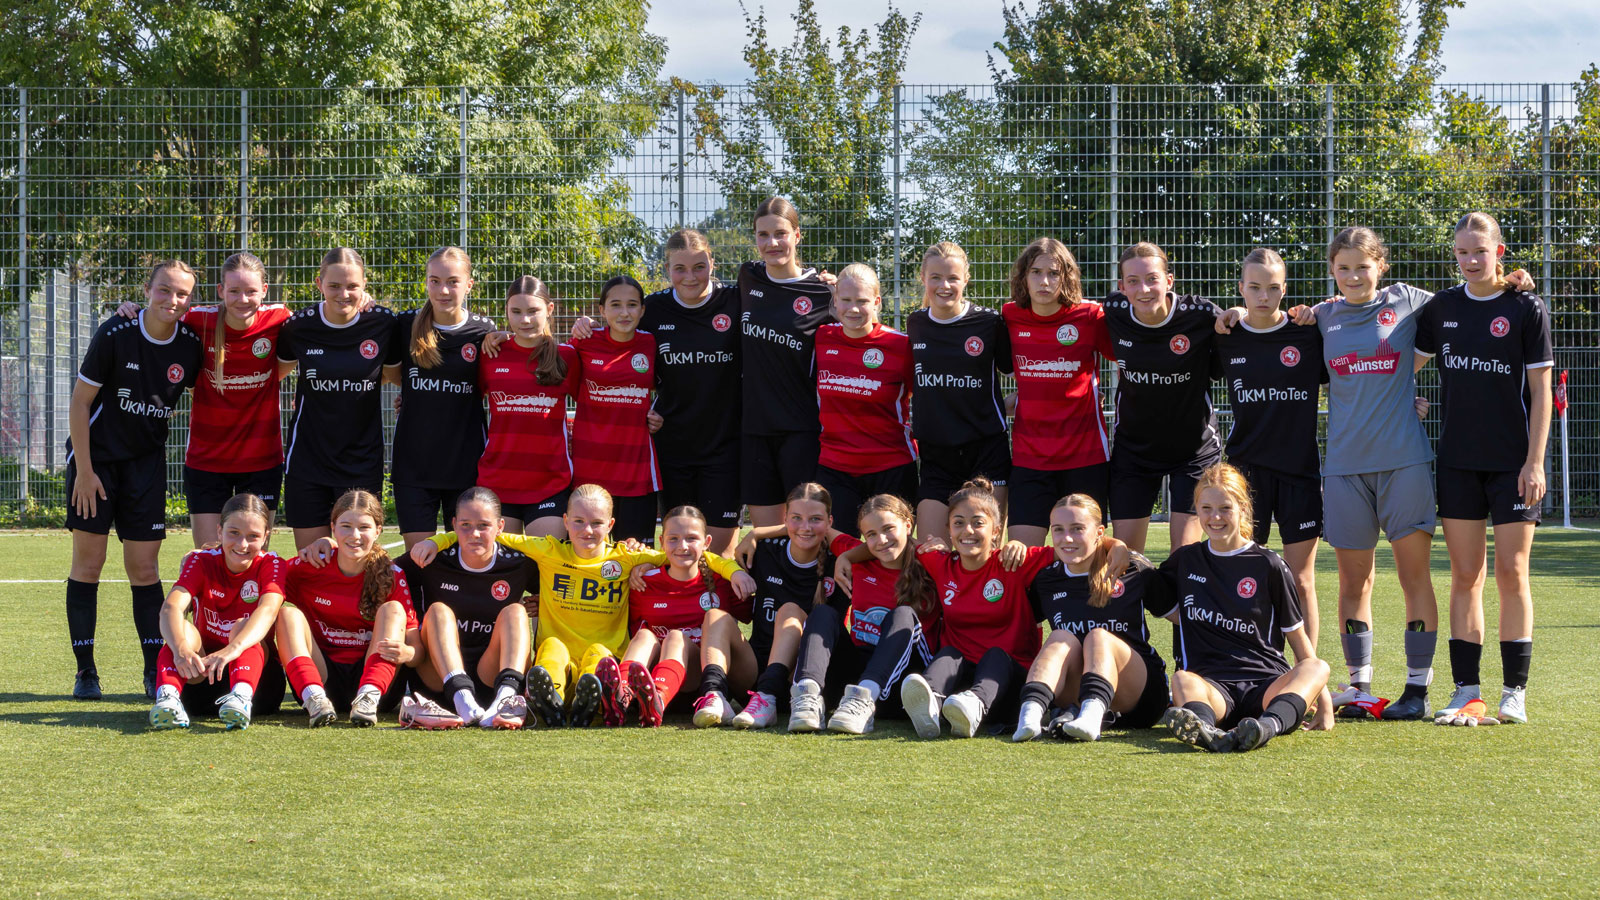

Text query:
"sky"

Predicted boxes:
[[649, 0, 1600, 87]]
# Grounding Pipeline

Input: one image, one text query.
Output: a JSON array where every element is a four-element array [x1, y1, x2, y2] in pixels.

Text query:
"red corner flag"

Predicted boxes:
[[1555, 370, 1568, 415]]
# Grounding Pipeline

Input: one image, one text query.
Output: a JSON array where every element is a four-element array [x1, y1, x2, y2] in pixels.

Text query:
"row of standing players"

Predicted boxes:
[[65, 201, 1550, 738]]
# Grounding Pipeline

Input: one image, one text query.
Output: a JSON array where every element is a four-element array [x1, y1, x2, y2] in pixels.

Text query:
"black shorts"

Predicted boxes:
[[411, 647, 497, 707], [741, 431, 821, 507], [916, 433, 1011, 505], [282, 477, 385, 531], [1436, 464, 1541, 526], [611, 492, 659, 546], [501, 487, 570, 525], [1108, 449, 1219, 519], [1236, 462, 1323, 545], [1115, 650, 1171, 730], [296, 658, 408, 714], [815, 462, 919, 536], [1007, 462, 1110, 530], [393, 483, 468, 535], [1203, 673, 1285, 730], [183, 464, 283, 515], [65, 453, 168, 540], [178, 655, 287, 717], [660, 443, 741, 529]]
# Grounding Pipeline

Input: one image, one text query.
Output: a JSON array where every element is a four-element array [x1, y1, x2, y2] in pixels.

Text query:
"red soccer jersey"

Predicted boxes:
[[571, 331, 660, 497], [915, 545, 1054, 668], [283, 558, 417, 665], [183, 304, 292, 472], [815, 323, 916, 474], [628, 565, 742, 642], [478, 340, 579, 503], [845, 554, 942, 652], [174, 549, 288, 648], [1002, 301, 1116, 470]]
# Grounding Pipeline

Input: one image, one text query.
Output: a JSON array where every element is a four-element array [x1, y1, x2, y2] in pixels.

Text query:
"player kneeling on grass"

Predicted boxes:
[[1011, 493, 1170, 743], [278, 489, 423, 727], [150, 493, 287, 730], [412, 484, 752, 728], [1157, 464, 1331, 753]]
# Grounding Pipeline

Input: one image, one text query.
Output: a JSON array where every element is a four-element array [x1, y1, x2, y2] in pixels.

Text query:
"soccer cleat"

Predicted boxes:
[[1057, 708, 1105, 743], [73, 667, 102, 701], [1332, 684, 1388, 719], [481, 694, 529, 730], [144, 670, 158, 700], [900, 674, 943, 739], [1498, 687, 1527, 724], [398, 694, 464, 730], [692, 691, 734, 728], [349, 687, 381, 727], [1012, 699, 1046, 743], [827, 684, 876, 735], [732, 691, 777, 729], [569, 673, 604, 727], [941, 691, 984, 739], [1381, 685, 1429, 721], [594, 657, 627, 727], [1215, 717, 1271, 752], [148, 690, 190, 730], [1435, 683, 1482, 719], [525, 666, 565, 728], [628, 662, 664, 728], [1045, 705, 1081, 739], [216, 690, 253, 730], [303, 688, 337, 727], [1162, 706, 1226, 751], [787, 681, 824, 733]]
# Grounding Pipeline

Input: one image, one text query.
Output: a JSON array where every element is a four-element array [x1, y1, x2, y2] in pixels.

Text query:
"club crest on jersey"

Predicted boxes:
[[1280, 346, 1301, 367], [1377, 308, 1398, 327], [630, 353, 649, 374], [823, 578, 836, 597], [982, 578, 1004, 602], [1169, 335, 1190, 355], [699, 591, 720, 611], [251, 338, 272, 359], [1237, 577, 1258, 599], [713, 313, 732, 332], [491, 580, 511, 601], [964, 336, 984, 357], [1057, 324, 1079, 346], [1490, 316, 1510, 338], [462, 343, 478, 362], [240, 580, 260, 602], [862, 348, 885, 369], [360, 339, 379, 359], [1111, 579, 1125, 599], [793, 297, 813, 315], [166, 363, 185, 383], [600, 560, 623, 581]]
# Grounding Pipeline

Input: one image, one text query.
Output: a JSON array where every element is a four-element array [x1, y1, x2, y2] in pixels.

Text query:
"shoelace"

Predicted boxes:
[[744, 691, 770, 712], [692, 694, 719, 712]]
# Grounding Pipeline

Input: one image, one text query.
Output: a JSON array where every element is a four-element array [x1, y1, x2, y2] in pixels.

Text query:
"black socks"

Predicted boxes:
[[66, 579, 99, 671], [700, 664, 727, 699], [755, 662, 791, 698], [444, 672, 476, 698], [1449, 638, 1482, 687], [1182, 701, 1217, 727], [494, 668, 525, 696], [1077, 672, 1115, 710], [1019, 680, 1055, 710], [1501, 640, 1533, 690], [1259, 693, 1308, 741], [130, 582, 166, 674]]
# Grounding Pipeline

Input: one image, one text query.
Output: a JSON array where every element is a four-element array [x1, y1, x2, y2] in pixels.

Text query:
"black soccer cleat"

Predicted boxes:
[[525, 666, 565, 728], [569, 673, 603, 728], [143, 670, 158, 700], [1162, 706, 1227, 752], [1214, 717, 1271, 753], [1381, 685, 1430, 721], [73, 668, 103, 701]]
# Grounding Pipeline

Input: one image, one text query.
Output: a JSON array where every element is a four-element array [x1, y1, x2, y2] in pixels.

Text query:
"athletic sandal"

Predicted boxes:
[[900, 675, 942, 739], [569, 673, 604, 727], [1161, 707, 1226, 751], [303, 688, 337, 727], [1498, 687, 1527, 724], [788, 681, 824, 733], [941, 691, 984, 739], [732, 691, 776, 729], [399, 694, 464, 730], [349, 687, 381, 727], [827, 684, 876, 735], [481, 695, 528, 730], [73, 667, 102, 701], [149, 690, 190, 730], [594, 657, 627, 727], [525, 666, 565, 728], [216, 690, 253, 730], [628, 662, 664, 728], [692, 691, 734, 728]]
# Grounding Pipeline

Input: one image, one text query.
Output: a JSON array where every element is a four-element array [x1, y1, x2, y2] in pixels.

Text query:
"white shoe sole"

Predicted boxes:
[[787, 711, 822, 733], [901, 677, 941, 739], [218, 706, 251, 730], [693, 707, 727, 728], [827, 715, 873, 735], [943, 702, 979, 739], [149, 707, 188, 730]]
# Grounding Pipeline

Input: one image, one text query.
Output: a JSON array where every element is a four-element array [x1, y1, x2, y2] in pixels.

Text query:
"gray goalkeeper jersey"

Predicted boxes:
[[1313, 283, 1434, 477]]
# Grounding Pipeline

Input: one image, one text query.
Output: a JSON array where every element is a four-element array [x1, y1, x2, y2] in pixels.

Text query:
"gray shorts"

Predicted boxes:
[[1322, 463, 1437, 550]]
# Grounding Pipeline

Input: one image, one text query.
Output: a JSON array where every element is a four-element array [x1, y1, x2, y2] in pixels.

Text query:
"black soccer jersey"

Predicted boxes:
[[643, 284, 742, 455], [1217, 317, 1326, 477], [747, 535, 848, 646], [278, 304, 400, 487], [1027, 554, 1168, 659], [390, 308, 494, 489], [905, 305, 1013, 446], [1158, 540, 1303, 682], [410, 543, 538, 653], [738, 261, 835, 436], [70, 311, 203, 462], [1415, 286, 1555, 472], [1104, 292, 1224, 465]]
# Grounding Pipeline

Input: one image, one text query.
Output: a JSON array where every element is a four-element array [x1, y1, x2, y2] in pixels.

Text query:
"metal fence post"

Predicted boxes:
[[1325, 84, 1336, 275], [239, 88, 250, 251], [1109, 85, 1119, 285], [676, 88, 686, 230], [44, 273, 55, 466], [1542, 83, 1555, 512], [458, 86, 469, 250], [892, 83, 903, 329], [17, 87, 28, 501]]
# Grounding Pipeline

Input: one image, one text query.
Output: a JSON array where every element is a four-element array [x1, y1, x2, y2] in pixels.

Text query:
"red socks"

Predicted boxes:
[[360, 653, 397, 694], [652, 659, 686, 708], [229, 643, 265, 692], [155, 646, 186, 693], [284, 655, 323, 698]]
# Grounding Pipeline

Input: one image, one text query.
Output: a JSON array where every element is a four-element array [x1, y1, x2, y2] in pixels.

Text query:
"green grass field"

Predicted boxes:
[[2, 526, 1598, 899]]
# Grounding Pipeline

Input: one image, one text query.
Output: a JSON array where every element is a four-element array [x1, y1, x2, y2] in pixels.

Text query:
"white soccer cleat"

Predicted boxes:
[[692, 691, 734, 728], [827, 684, 877, 735], [480, 694, 528, 730], [732, 691, 777, 729], [216, 689, 253, 730], [398, 694, 464, 730], [1498, 686, 1528, 724], [787, 681, 824, 733], [349, 686, 381, 727], [900, 675, 942, 739], [1435, 683, 1481, 720], [149, 689, 190, 730], [303, 687, 337, 727], [942, 691, 985, 739]]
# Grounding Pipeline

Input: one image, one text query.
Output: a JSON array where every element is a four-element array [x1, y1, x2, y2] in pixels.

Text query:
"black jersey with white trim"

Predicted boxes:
[[642, 284, 742, 454], [278, 304, 400, 487], [1103, 292, 1224, 465], [738, 261, 835, 436], [747, 535, 848, 645], [1415, 286, 1555, 472], [390, 308, 494, 488], [1216, 317, 1326, 477], [70, 311, 203, 463], [1027, 553, 1168, 659], [1158, 540, 1302, 682], [410, 543, 538, 653], [905, 305, 1013, 445]]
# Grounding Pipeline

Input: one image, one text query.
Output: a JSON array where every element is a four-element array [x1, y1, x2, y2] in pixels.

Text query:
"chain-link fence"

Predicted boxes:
[[0, 83, 1596, 524]]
